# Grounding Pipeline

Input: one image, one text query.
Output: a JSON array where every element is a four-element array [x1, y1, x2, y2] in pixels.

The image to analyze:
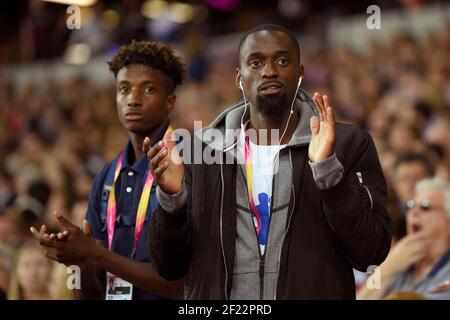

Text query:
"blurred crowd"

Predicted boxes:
[[1, 0, 413, 64], [0, 13, 449, 299]]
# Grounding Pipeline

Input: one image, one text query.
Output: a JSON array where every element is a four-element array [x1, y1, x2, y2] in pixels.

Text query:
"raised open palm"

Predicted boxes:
[[309, 93, 336, 163]]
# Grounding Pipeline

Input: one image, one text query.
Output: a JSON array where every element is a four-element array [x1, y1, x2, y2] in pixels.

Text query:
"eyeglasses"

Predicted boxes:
[[405, 199, 442, 213]]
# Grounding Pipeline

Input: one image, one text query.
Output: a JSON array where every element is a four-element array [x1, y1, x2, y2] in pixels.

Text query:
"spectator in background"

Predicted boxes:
[[358, 177, 450, 300], [0, 209, 31, 250], [393, 152, 435, 209], [424, 114, 450, 164], [0, 169, 15, 213], [390, 152, 434, 242], [0, 179, 49, 248], [7, 241, 53, 300], [49, 263, 76, 300], [387, 120, 423, 156]]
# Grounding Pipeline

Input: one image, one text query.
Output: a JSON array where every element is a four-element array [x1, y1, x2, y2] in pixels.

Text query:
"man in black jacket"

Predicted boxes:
[[146, 24, 392, 299]]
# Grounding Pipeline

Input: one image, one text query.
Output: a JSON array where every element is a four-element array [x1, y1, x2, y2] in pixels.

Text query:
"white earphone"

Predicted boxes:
[[296, 76, 302, 90], [280, 75, 302, 139], [293, 76, 302, 112]]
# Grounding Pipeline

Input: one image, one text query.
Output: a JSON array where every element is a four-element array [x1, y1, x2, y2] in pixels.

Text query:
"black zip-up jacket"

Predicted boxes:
[[149, 96, 392, 299]]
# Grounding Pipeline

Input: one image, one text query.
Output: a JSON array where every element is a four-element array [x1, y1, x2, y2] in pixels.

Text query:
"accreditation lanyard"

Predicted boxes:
[[242, 133, 263, 237], [106, 151, 154, 258]]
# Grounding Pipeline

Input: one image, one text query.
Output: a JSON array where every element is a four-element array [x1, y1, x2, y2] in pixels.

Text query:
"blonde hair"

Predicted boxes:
[[49, 263, 76, 300], [7, 241, 53, 300]]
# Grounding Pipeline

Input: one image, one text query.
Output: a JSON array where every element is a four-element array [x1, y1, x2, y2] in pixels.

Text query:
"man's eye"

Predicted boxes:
[[250, 60, 262, 68], [144, 87, 155, 94], [278, 58, 289, 66], [119, 86, 129, 94]]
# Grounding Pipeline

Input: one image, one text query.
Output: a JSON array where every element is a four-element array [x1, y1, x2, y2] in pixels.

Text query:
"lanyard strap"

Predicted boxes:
[[243, 134, 262, 237], [106, 125, 172, 256], [106, 151, 124, 250], [106, 152, 155, 256], [132, 171, 153, 257]]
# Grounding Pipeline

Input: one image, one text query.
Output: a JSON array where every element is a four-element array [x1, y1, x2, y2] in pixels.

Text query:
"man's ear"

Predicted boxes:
[[236, 68, 241, 90], [299, 64, 304, 79], [166, 94, 176, 114]]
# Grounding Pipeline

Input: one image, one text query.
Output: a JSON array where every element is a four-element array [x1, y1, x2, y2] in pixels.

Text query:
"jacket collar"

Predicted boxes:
[[195, 88, 319, 152]]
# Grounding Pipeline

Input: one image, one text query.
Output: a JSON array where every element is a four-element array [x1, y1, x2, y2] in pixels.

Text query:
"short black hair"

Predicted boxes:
[[238, 24, 300, 63], [394, 152, 434, 177], [107, 40, 185, 93]]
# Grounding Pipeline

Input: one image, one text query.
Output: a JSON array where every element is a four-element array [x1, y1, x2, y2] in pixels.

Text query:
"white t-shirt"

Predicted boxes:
[[237, 132, 286, 255]]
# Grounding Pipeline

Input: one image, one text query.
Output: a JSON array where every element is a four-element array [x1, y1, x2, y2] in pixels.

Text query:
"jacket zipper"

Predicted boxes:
[[274, 149, 296, 299], [259, 255, 266, 299], [219, 162, 229, 299], [254, 146, 281, 300], [239, 161, 268, 300], [239, 146, 279, 300], [258, 167, 276, 300], [356, 171, 373, 210]]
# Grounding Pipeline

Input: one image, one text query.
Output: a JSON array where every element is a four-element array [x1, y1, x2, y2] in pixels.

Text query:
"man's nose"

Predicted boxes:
[[262, 61, 278, 78], [128, 88, 142, 107]]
